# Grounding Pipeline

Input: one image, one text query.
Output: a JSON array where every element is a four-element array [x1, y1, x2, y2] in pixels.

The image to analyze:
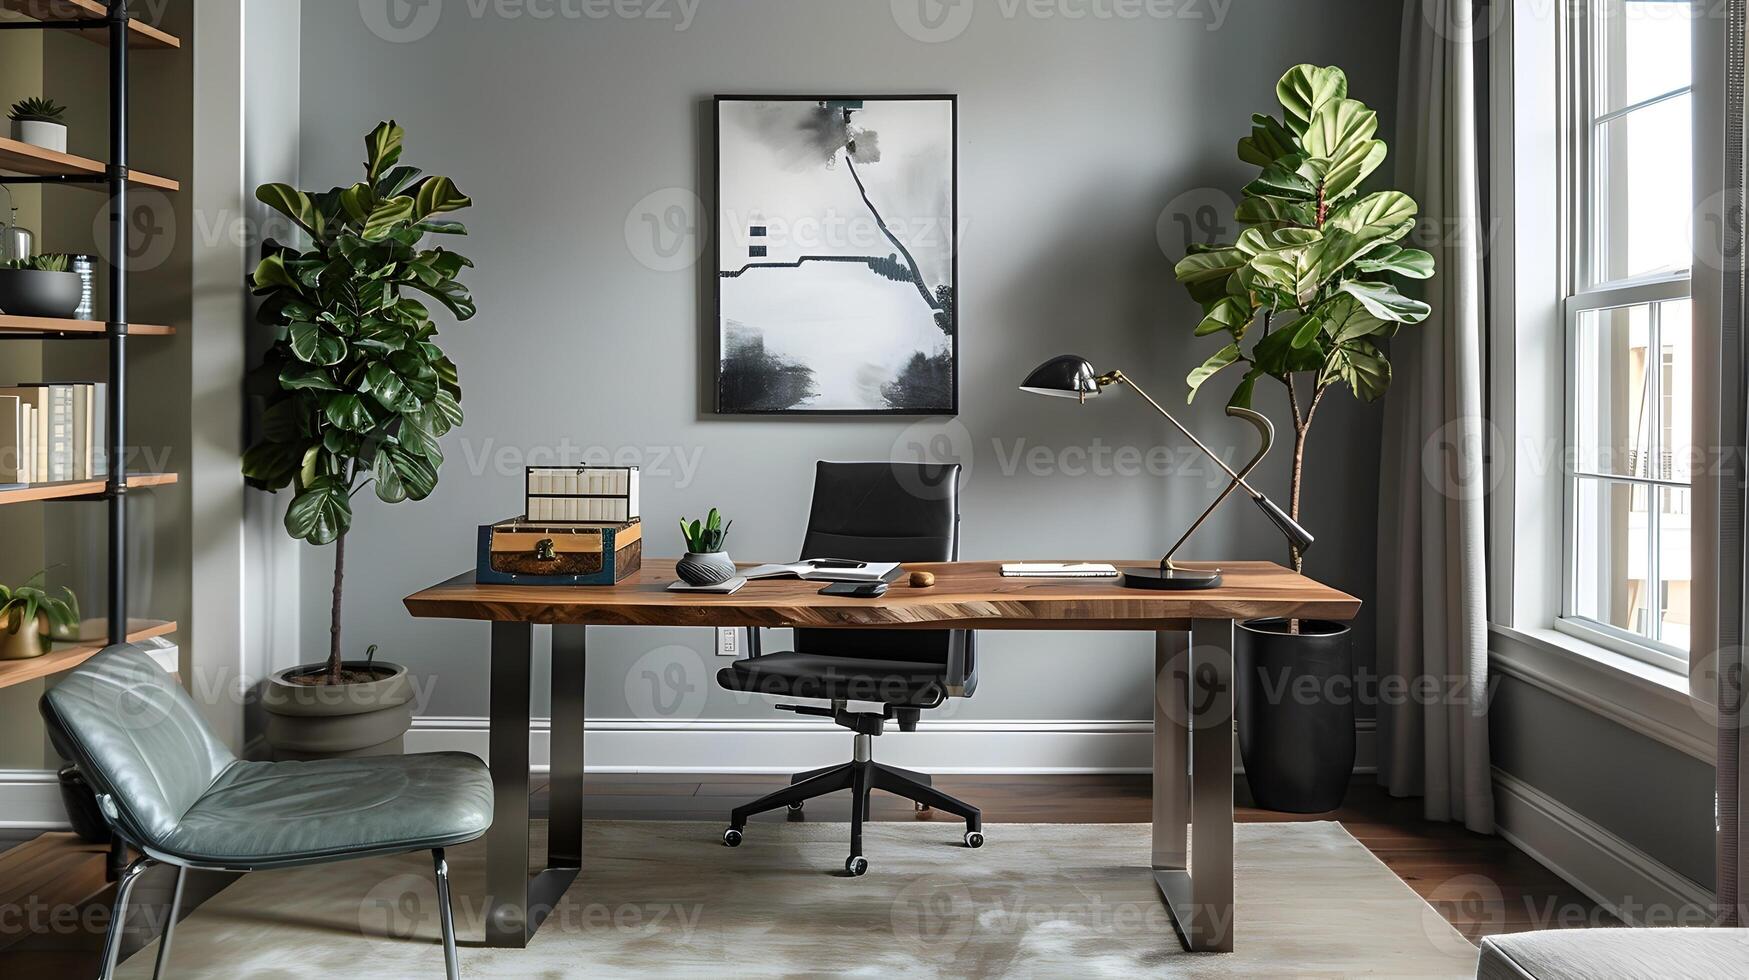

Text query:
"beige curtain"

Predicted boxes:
[[1375, 0, 1493, 833]]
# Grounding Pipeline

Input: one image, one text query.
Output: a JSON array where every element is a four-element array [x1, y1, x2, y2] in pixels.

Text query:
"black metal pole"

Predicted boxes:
[[106, 0, 128, 647]]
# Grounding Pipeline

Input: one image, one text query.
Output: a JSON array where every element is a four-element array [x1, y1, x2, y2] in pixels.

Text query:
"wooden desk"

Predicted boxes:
[[404, 559, 1359, 952]]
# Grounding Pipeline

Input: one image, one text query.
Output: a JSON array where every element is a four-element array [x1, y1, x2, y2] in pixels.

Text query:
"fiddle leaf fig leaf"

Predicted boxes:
[[284, 476, 352, 545], [1276, 64, 1349, 136], [1186, 343, 1242, 402], [1339, 279, 1433, 323], [1355, 244, 1436, 279]]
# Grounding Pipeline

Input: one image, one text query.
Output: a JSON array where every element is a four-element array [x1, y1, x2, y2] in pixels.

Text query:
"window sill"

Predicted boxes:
[[1488, 623, 1715, 762]]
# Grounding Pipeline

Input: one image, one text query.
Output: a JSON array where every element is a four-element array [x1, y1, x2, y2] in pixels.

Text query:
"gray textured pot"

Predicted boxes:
[[676, 551, 736, 585], [261, 660, 414, 760]]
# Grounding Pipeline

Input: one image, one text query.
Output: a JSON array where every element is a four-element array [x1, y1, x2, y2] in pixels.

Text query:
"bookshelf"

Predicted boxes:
[[0, 0, 179, 49], [0, 472, 175, 505], [0, 618, 174, 690], [0, 314, 173, 336], [0, 135, 178, 190]]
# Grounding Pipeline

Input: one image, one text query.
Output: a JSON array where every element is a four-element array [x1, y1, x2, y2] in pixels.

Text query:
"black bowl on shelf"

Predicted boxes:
[[0, 269, 82, 319]]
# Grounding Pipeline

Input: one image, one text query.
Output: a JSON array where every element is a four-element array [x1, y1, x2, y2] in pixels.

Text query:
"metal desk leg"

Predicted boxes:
[[549, 625, 587, 869], [486, 621, 583, 948], [1152, 630, 1191, 872], [1153, 618, 1235, 953]]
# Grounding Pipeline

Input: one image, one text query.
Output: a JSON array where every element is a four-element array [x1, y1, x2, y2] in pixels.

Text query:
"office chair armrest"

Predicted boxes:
[[944, 629, 975, 697], [744, 626, 763, 658]]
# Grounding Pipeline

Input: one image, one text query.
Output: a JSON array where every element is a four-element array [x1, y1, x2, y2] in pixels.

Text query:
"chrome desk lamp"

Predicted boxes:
[[1019, 354, 1314, 589]]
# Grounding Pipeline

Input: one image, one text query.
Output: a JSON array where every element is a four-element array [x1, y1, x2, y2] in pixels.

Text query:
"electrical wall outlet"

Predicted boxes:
[[716, 627, 740, 657]]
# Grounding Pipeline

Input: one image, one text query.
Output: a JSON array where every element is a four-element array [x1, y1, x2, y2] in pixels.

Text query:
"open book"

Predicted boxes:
[[741, 559, 903, 584]]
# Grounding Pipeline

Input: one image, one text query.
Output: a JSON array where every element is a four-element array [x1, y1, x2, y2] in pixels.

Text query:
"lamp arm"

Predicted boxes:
[[1158, 407, 1276, 569], [1105, 371, 1267, 499]]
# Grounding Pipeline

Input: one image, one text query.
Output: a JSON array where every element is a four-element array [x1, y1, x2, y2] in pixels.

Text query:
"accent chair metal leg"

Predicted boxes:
[[98, 855, 154, 980], [433, 848, 460, 980], [151, 864, 185, 980]]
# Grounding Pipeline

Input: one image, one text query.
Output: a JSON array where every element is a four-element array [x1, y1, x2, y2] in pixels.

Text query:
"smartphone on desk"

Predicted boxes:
[[819, 581, 888, 598]]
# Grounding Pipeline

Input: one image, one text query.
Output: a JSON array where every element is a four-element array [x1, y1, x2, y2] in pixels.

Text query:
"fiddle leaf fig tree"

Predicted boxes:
[[1174, 64, 1435, 571], [243, 121, 475, 683]]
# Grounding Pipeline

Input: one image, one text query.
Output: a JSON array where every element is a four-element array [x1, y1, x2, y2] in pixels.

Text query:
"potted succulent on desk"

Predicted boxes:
[[677, 509, 735, 585], [242, 121, 475, 759], [9, 97, 69, 153], [1172, 65, 1435, 812], [0, 571, 79, 661]]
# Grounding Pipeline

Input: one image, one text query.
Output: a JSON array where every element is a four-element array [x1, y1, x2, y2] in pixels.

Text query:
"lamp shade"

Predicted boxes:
[[1019, 355, 1101, 399]]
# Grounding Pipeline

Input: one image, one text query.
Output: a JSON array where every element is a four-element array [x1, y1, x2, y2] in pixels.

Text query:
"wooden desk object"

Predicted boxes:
[[405, 559, 1359, 952]]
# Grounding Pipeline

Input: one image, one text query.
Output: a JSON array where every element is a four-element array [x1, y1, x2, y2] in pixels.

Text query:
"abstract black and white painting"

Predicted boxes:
[[715, 96, 957, 414]]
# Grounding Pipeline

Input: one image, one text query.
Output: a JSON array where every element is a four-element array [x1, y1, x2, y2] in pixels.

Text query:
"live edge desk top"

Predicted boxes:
[[403, 560, 1361, 631]]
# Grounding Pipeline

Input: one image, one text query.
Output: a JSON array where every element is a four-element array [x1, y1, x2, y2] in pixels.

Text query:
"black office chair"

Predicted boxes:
[[715, 461, 981, 876]]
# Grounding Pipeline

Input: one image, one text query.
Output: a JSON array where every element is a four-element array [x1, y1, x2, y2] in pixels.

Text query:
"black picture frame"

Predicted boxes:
[[711, 94, 960, 417]]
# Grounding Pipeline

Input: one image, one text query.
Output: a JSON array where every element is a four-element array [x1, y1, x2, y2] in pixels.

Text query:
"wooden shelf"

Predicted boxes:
[[0, 619, 175, 690], [0, 314, 173, 336], [0, 472, 177, 505], [1, 0, 180, 49], [0, 136, 179, 191]]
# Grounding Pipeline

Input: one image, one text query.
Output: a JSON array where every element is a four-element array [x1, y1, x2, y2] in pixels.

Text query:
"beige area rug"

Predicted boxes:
[[120, 821, 1479, 978]]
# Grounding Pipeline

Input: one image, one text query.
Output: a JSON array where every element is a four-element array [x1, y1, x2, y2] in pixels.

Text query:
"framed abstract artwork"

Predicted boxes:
[[713, 95, 958, 415]]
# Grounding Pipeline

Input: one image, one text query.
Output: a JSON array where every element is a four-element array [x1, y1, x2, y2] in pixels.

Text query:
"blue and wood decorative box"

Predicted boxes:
[[476, 517, 643, 586]]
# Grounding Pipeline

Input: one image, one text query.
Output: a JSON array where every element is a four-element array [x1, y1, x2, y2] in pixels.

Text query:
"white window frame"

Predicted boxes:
[[1552, 0, 1694, 671]]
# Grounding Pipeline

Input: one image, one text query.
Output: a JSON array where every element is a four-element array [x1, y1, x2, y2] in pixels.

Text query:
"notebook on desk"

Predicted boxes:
[[741, 559, 903, 584], [1000, 562, 1120, 578]]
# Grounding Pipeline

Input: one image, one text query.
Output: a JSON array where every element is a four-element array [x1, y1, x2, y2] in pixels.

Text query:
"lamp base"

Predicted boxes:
[[1121, 567, 1223, 590]]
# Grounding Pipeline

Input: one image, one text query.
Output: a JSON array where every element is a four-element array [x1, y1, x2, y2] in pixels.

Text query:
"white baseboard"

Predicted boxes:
[[1492, 767, 1714, 925], [406, 716, 1379, 776], [0, 771, 70, 831]]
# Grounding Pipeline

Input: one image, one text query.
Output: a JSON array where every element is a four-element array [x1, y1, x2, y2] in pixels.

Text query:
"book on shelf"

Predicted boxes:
[[0, 383, 108, 483]]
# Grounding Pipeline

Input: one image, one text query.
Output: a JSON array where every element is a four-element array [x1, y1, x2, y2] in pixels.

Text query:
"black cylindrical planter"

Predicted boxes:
[[1236, 618, 1355, 813]]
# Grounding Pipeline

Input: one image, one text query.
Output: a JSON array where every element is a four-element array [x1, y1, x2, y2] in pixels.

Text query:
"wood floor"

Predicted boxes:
[[0, 773, 1608, 974]]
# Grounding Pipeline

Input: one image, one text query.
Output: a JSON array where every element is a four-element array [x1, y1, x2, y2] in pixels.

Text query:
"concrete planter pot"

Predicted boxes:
[[12, 119, 66, 153], [676, 551, 736, 586], [262, 660, 414, 760]]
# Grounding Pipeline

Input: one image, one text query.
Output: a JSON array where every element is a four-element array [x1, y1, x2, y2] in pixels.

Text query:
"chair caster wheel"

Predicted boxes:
[[788, 801, 804, 811], [845, 855, 868, 876], [914, 802, 930, 812], [964, 831, 984, 848], [723, 828, 743, 847]]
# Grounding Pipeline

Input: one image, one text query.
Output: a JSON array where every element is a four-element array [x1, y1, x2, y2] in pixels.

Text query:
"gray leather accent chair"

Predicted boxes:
[[40, 645, 493, 979], [1477, 928, 1749, 979]]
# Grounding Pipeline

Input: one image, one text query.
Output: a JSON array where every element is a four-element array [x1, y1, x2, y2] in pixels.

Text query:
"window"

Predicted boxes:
[[1560, 0, 1693, 666]]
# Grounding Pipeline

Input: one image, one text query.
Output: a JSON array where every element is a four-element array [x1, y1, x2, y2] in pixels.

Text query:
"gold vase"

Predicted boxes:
[[0, 615, 48, 660]]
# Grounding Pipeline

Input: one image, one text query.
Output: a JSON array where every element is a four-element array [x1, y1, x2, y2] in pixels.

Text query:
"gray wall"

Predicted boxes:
[[292, 0, 1397, 724], [1491, 676, 1717, 890]]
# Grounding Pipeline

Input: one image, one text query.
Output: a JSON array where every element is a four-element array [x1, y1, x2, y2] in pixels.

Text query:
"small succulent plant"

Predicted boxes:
[[1, 571, 80, 656], [2, 253, 70, 272], [8, 97, 67, 124], [679, 508, 731, 553]]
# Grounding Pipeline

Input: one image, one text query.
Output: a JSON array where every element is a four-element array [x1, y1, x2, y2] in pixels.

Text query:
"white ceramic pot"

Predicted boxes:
[[12, 119, 67, 153]]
